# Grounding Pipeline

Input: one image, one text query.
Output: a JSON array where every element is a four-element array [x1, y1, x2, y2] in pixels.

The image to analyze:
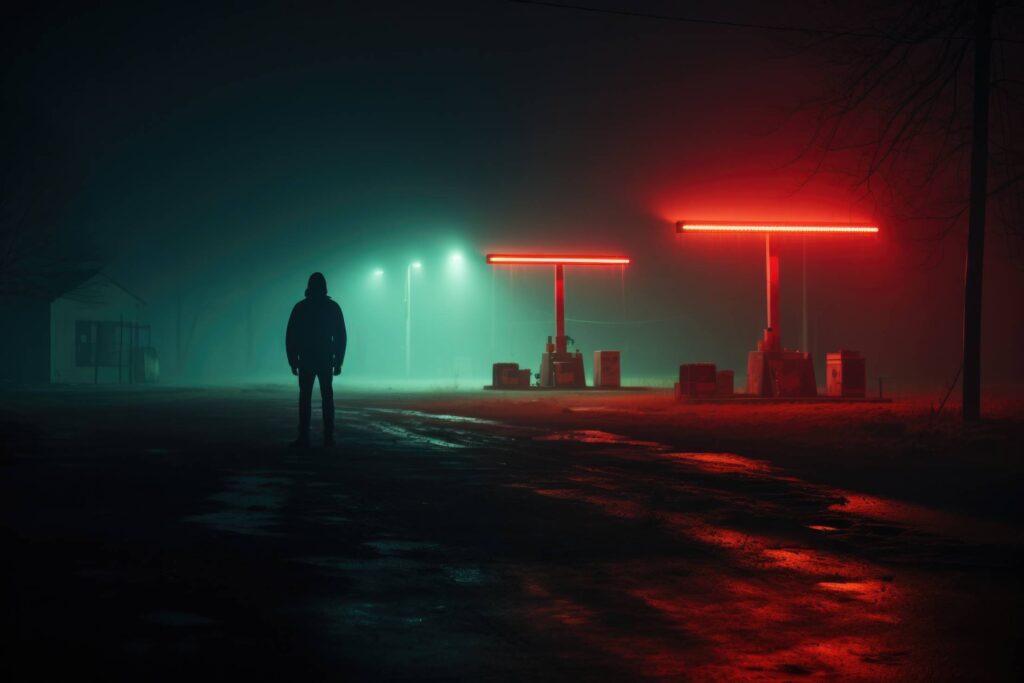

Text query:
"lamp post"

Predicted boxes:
[[405, 261, 421, 377]]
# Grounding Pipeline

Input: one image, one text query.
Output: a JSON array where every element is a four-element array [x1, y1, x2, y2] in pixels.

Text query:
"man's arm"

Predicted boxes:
[[331, 304, 347, 372], [286, 304, 300, 371]]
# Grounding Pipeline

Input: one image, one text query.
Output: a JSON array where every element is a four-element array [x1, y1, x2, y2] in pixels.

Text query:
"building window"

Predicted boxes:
[[75, 321, 94, 367], [75, 321, 124, 367]]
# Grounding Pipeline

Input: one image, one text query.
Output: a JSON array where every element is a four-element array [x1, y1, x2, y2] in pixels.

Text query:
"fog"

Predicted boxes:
[[5, 1, 1022, 390]]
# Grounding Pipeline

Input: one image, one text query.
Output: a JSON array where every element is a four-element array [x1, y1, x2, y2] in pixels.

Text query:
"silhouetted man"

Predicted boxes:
[[286, 272, 347, 447]]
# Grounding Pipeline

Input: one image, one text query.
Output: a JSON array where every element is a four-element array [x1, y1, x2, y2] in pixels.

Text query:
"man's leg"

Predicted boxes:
[[319, 368, 335, 445], [295, 368, 315, 445]]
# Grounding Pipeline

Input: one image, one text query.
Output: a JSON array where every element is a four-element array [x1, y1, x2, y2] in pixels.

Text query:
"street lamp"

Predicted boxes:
[[405, 261, 422, 377], [445, 250, 467, 283]]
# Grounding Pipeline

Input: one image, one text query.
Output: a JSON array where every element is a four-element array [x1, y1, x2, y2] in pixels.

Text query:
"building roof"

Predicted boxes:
[[56, 272, 147, 306]]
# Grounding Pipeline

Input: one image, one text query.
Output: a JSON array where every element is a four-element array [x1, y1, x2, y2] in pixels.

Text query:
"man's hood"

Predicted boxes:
[[305, 272, 328, 298]]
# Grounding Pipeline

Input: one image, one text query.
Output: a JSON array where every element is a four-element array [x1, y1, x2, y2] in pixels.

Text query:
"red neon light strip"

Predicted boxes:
[[486, 254, 630, 265], [676, 221, 878, 234]]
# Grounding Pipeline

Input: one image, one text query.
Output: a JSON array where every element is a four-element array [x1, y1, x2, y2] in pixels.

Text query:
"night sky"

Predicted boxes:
[[5, 1, 1022, 387]]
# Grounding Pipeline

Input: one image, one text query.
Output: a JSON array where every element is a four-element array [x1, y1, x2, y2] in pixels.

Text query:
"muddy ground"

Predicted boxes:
[[1, 386, 1021, 680]]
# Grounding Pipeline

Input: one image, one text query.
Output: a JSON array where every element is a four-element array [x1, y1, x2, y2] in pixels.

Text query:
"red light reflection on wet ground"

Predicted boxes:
[[520, 567, 910, 680], [667, 451, 773, 475], [508, 429, 1018, 680], [536, 430, 667, 449], [829, 491, 1019, 545]]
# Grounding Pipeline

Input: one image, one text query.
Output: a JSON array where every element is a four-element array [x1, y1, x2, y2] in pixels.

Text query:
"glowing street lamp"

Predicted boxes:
[[675, 220, 878, 396], [405, 262, 422, 377], [446, 250, 467, 282]]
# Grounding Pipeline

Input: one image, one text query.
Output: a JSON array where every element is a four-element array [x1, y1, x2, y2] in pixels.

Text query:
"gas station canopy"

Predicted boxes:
[[486, 253, 630, 388], [676, 221, 878, 234], [486, 254, 630, 265], [676, 219, 879, 397]]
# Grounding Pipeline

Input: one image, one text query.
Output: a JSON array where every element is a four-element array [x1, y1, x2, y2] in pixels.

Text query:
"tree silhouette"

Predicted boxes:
[[793, 0, 1023, 420]]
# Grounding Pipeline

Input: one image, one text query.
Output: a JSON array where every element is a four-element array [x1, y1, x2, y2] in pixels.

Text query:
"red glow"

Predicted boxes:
[[486, 254, 630, 265], [676, 221, 878, 234]]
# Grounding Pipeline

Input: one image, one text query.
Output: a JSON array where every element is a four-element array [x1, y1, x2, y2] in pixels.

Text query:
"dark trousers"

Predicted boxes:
[[298, 367, 334, 436]]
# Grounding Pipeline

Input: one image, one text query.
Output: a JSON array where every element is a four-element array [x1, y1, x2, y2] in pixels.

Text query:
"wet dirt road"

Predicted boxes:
[[2, 387, 1021, 680]]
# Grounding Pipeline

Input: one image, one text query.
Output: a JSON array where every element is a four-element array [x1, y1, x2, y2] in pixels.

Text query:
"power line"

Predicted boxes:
[[506, 0, 1024, 45]]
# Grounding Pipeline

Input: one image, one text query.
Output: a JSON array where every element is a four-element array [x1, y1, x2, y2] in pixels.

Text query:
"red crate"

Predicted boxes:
[[492, 362, 520, 388], [594, 351, 621, 388], [826, 350, 866, 398], [679, 363, 717, 398]]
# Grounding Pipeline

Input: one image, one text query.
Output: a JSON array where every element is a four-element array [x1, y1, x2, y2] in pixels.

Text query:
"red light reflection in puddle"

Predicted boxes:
[[526, 488, 880, 582], [817, 580, 893, 601], [521, 569, 909, 680], [535, 430, 667, 449], [531, 488, 647, 519], [514, 436, 1016, 678], [668, 452, 772, 474], [515, 485, 916, 678], [634, 577, 904, 678]]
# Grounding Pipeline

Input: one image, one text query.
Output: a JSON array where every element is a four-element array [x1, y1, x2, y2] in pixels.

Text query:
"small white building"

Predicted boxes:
[[50, 273, 158, 384]]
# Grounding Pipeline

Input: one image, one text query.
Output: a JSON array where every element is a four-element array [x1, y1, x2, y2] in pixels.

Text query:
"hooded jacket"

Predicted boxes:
[[286, 273, 347, 370]]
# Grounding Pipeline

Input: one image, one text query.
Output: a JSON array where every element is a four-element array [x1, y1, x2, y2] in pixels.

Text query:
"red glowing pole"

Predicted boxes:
[[554, 264, 566, 354], [675, 221, 878, 352], [485, 253, 631, 357], [764, 234, 780, 352]]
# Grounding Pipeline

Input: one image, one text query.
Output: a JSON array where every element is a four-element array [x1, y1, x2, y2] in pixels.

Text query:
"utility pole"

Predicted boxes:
[[246, 294, 253, 370], [176, 297, 182, 377], [405, 262, 420, 377], [963, 0, 993, 422], [405, 266, 411, 377]]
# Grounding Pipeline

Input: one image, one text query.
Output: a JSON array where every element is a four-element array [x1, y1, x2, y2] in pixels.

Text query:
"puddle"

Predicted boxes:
[[816, 580, 892, 601], [370, 408, 497, 425], [668, 452, 772, 474], [445, 566, 484, 584], [365, 539, 439, 556], [184, 471, 290, 536], [535, 430, 665, 449], [376, 423, 464, 449]]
